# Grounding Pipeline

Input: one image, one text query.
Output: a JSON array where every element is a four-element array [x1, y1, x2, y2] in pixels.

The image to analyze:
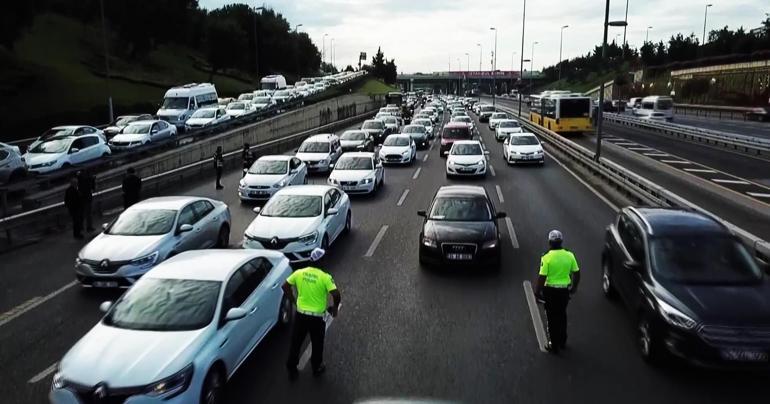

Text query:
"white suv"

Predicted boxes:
[[295, 134, 342, 173]]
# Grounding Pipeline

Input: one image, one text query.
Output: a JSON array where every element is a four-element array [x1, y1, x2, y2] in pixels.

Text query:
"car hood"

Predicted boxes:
[[60, 323, 209, 387], [186, 117, 215, 126], [23, 153, 63, 165], [506, 145, 542, 153], [103, 125, 122, 133], [379, 145, 410, 154], [362, 129, 384, 135], [156, 109, 185, 118], [111, 133, 149, 143], [242, 173, 288, 187], [296, 152, 330, 162], [79, 233, 166, 261], [246, 215, 322, 239], [227, 109, 248, 116], [407, 133, 427, 140], [425, 220, 495, 243], [330, 169, 374, 182], [497, 128, 523, 134], [658, 280, 770, 326], [341, 140, 365, 148], [448, 155, 485, 165]]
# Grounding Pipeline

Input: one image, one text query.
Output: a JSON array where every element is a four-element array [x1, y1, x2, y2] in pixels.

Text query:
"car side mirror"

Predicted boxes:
[[99, 301, 113, 313], [484, 150, 490, 155], [290, 168, 298, 174], [70, 148, 80, 154], [496, 212, 507, 219], [623, 259, 642, 272], [102, 222, 110, 231], [417, 210, 427, 217], [326, 208, 339, 216], [329, 163, 335, 169], [178, 223, 194, 233], [224, 307, 248, 322], [252, 207, 261, 214], [504, 139, 509, 145]]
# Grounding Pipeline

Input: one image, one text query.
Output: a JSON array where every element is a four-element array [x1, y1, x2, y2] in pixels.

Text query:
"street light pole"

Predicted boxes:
[[518, 0, 527, 117], [331, 38, 335, 71], [490, 27, 497, 106], [621, 0, 629, 59], [530, 41, 538, 93], [476, 43, 482, 101], [253, 6, 265, 84], [646, 26, 653, 43], [322, 33, 328, 70], [98, 0, 113, 123], [558, 25, 569, 81], [702, 4, 713, 46], [595, 1, 628, 161]]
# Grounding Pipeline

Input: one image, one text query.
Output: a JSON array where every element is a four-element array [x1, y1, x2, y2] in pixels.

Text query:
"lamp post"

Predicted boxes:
[[595, 0, 629, 161], [518, 0, 527, 117], [558, 25, 569, 81], [98, 0, 113, 122], [253, 6, 265, 84], [530, 41, 538, 93], [702, 4, 713, 45], [293, 24, 303, 32], [646, 26, 653, 43], [490, 27, 498, 106], [331, 38, 335, 71], [322, 33, 328, 69], [293, 24, 303, 78], [621, 0, 629, 59], [476, 43, 482, 101]]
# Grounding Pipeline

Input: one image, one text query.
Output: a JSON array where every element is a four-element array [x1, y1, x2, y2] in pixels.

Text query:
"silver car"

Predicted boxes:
[[0, 143, 26, 183], [75, 196, 231, 288]]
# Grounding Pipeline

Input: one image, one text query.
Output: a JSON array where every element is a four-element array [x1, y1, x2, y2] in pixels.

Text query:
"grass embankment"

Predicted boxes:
[[356, 78, 399, 96], [0, 13, 255, 141]]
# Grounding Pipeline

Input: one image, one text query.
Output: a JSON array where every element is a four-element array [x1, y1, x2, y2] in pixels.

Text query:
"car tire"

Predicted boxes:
[[637, 315, 666, 365], [277, 294, 293, 328], [200, 365, 225, 404], [322, 234, 329, 250], [303, 176, 308, 184], [343, 211, 352, 235], [216, 225, 230, 248], [601, 254, 618, 300]]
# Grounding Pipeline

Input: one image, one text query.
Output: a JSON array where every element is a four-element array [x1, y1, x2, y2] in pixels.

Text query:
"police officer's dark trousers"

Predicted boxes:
[[286, 313, 325, 370], [543, 287, 570, 349], [215, 167, 223, 188]]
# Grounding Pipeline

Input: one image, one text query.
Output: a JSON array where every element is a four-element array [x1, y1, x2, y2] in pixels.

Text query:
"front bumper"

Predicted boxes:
[[419, 242, 500, 268], [381, 154, 412, 164], [305, 161, 332, 172], [239, 186, 279, 200], [506, 154, 544, 164], [74, 260, 152, 288], [243, 237, 318, 263], [447, 164, 486, 176], [109, 142, 143, 151], [51, 381, 200, 404], [658, 324, 770, 370], [329, 180, 375, 194], [413, 138, 429, 149]]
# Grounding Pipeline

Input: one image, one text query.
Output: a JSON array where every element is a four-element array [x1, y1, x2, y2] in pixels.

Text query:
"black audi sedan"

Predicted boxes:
[[418, 185, 505, 269], [602, 207, 770, 368]]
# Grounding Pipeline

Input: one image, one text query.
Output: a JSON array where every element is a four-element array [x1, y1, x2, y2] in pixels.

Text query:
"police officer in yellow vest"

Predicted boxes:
[[535, 230, 580, 354], [283, 248, 341, 379]]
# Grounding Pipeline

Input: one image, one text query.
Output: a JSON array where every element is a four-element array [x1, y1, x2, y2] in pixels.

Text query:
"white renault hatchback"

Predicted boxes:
[[446, 140, 488, 177], [328, 152, 384, 195], [51, 249, 293, 404], [242, 185, 351, 263], [239, 155, 307, 201]]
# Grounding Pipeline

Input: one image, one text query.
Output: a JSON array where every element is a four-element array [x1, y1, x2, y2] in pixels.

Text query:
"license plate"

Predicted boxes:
[[459, 168, 474, 173], [342, 186, 355, 191], [93, 281, 119, 288], [721, 349, 768, 362], [446, 253, 473, 260], [250, 191, 268, 197]]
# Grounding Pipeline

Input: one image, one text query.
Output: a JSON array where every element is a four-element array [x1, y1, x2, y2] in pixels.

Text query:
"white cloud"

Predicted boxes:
[[199, 0, 769, 73]]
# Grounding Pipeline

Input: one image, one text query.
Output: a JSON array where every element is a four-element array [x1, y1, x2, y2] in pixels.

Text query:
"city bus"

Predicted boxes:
[[636, 95, 674, 121], [529, 92, 592, 134], [385, 91, 404, 106]]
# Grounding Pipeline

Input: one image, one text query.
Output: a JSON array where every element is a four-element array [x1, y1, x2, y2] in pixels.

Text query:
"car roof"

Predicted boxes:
[[444, 122, 470, 129], [404, 124, 425, 128], [499, 119, 519, 123], [436, 185, 488, 198], [452, 140, 481, 145], [386, 134, 411, 139], [258, 155, 292, 161], [128, 120, 163, 125], [147, 249, 285, 281], [510, 132, 537, 137], [305, 134, 337, 142], [630, 207, 727, 236], [276, 184, 334, 196], [339, 152, 375, 158], [128, 196, 205, 210], [52, 125, 87, 130]]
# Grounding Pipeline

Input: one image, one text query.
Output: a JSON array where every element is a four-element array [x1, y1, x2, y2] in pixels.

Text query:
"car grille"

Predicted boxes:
[[697, 325, 770, 347], [441, 243, 478, 255], [520, 152, 535, 156], [247, 235, 299, 250], [29, 163, 48, 169], [68, 381, 143, 404], [306, 161, 319, 166], [248, 185, 271, 190], [80, 259, 131, 274], [385, 154, 403, 161], [340, 181, 358, 186]]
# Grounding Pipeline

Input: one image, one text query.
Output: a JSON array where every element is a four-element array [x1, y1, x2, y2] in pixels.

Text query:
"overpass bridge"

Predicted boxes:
[[397, 70, 544, 95]]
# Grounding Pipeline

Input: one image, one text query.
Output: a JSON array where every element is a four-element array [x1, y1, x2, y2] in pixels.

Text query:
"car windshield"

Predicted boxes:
[[362, 121, 384, 130], [453, 117, 471, 123], [384, 118, 397, 124], [162, 97, 188, 109], [107, 209, 177, 236], [335, 156, 373, 170], [249, 160, 288, 175], [238, 94, 254, 100], [403, 126, 425, 133], [414, 120, 431, 126], [122, 123, 152, 134], [341, 131, 366, 141], [228, 103, 246, 110], [192, 109, 216, 118], [480, 106, 495, 112], [491, 113, 507, 119], [650, 235, 763, 284], [509, 135, 539, 146], [260, 195, 322, 217], [451, 143, 482, 155], [254, 97, 271, 103], [103, 278, 220, 331], [29, 138, 70, 154], [0, 150, 9, 160], [298, 142, 330, 153], [384, 137, 410, 146], [443, 127, 470, 139], [40, 127, 75, 140], [274, 90, 291, 97], [429, 197, 491, 221], [499, 121, 520, 128], [115, 116, 138, 126]]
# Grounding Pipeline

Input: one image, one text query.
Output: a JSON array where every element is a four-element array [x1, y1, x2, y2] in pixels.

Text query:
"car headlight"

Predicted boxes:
[[40, 161, 56, 167], [298, 232, 318, 245], [657, 299, 697, 330], [534, 149, 544, 155], [274, 179, 287, 188], [144, 363, 194, 399], [239, 179, 247, 188], [422, 236, 437, 248], [74, 257, 82, 265], [361, 177, 374, 184], [52, 369, 66, 389], [328, 177, 339, 185], [320, 158, 330, 165], [131, 251, 159, 268], [482, 239, 498, 249], [475, 160, 485, 167], [402, 150, 410, 156]]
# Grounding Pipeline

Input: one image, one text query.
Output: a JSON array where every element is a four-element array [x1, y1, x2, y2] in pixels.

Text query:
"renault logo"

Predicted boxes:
[[270, 237, 279, 247], [93, 383, 108, 400], [100, 259, 110, 269]]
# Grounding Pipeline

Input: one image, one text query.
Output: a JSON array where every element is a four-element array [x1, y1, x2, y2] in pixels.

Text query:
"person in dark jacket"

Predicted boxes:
[[214, 146, 225, 189], [122, 168, 142, 209], [65, 177, 84, 239], [242, 143, 255, 177], [77, 170, 96, 232]]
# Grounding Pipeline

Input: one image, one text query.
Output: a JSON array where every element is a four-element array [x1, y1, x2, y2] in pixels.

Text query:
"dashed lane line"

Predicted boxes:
[[0, 281, 78, 329], [504, 217, 519, 249], [523, 281, 548, 353], [396, 189, 410, 206], [28, 362, 58, 384], [364, 225, 389, 257], [489, 164, 496, 177], [423, 153, 429, 162], [747, 192, 770, 198], [412, 167, 422, 180], [495, 185, 505, 204], [643, 153, 669, 157], [660, 160, 692, 165], [711, 178, 751, 185], [683, 168, 717, 173]]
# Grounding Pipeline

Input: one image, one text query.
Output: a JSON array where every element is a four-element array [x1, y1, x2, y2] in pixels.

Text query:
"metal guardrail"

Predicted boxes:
[[495, 105, 770, 264], [673, 103, 754, 121], [603, 113, 770, 157]]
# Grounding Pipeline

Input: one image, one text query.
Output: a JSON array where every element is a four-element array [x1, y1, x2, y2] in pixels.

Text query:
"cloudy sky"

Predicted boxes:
[[199, 0, 769, 74]]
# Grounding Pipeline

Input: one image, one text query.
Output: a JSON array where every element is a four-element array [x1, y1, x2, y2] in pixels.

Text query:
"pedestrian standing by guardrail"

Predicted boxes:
[[242, 143, 255, 177], [77, 169, 96, 232], [64, 177, 84, 239], [122, 168, 142, 209], [214, 146, 224, 190]]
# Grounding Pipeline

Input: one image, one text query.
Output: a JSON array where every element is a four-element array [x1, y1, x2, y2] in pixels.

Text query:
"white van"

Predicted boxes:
[[157, 83, 218, 129], [637, 96, 674, 121], [261, 75, 287, 91], [629, 97, 643, 115]]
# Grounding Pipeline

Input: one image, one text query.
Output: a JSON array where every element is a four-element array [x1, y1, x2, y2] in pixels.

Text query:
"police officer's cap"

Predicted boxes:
[[548, 230, 563, 242]]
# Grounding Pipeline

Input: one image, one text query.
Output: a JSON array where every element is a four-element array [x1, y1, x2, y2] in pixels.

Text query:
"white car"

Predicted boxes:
[[225, 101, 253, 117], [488, 112, 510, 130], [0, 143, 26, 183], [52, 249, 293, 404], [242, 185, 352, 263], [295, 134, 342, 173], [451, 116, 475, 132], [446, 140, 488, 177], [24, 134, 111, 174], [185, 107, 231, 129], [28, 125, 105, 151], [412, 118, 434, 139], [109, 120, 176, 150], [379, 134, 416, 165], [382, 116, 401, 133], [641, 112, 668, 122], [494, 119, 523, 141], [328, 152, 384, 195], [251, 96, 274, 110], [239, 155, 307, 201], [503, 133, 545, 165]]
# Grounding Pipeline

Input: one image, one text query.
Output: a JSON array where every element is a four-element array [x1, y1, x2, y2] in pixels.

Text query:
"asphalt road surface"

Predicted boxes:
[[1, 106, 768, 404]]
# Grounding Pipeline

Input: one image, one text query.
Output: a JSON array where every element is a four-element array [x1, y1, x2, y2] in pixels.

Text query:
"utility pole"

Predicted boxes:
[[99, 0, 113, 123], [490, 27, 497, 106], [702, 4, 713, 46], [596, 0, 628, 161], [322, 33, 328, 71], [476, 43, 482, 101], [530, 41, 538, 93], [646, 26, 653, 43], [518, 0, 527, 117], [621, 0, 629, 59], [253, 5, 265, 84], [331, 38, 335, 72], [558, 25, 569, 81]]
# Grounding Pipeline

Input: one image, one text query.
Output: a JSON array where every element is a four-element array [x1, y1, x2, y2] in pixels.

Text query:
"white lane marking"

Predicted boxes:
[[364, 225, 389, 257], [684, 168, 717, 173], [397, 189, 410, 206], [504, 217, 519, 249], [544, 151, 619, 212], [747, 192, 770, 198], [628, 147, 654, 151], [643, 153, 669, 157], [613, 142, 637, 146], [0, 281, 78, 329], [660, 160, 692, 165], [298, 304, 341, 371], [711, 178, 750, 185], [523, 281, 548, 353], [495, 185, 505, 204], [423, 153, 429, 162], [28, 362, 58, 384], [412, 167, 422, 180], [489, 164, 496, 177]]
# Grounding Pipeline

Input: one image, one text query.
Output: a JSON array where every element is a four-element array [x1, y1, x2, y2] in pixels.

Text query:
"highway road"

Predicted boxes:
[[671, 114, 770, 140], [2, 105, 768, 403]]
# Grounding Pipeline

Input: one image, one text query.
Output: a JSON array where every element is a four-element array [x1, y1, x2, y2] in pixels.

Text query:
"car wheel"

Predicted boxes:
[[303, 176, 308, 184], [200, 366, 225, 404], [343, 211, 352, 235], [601, 255, 617, 299], [216, 225, 230, 248], [637, 315, 665, 365], [277, 294, 293, 327], [322, 234, 329, 250]]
